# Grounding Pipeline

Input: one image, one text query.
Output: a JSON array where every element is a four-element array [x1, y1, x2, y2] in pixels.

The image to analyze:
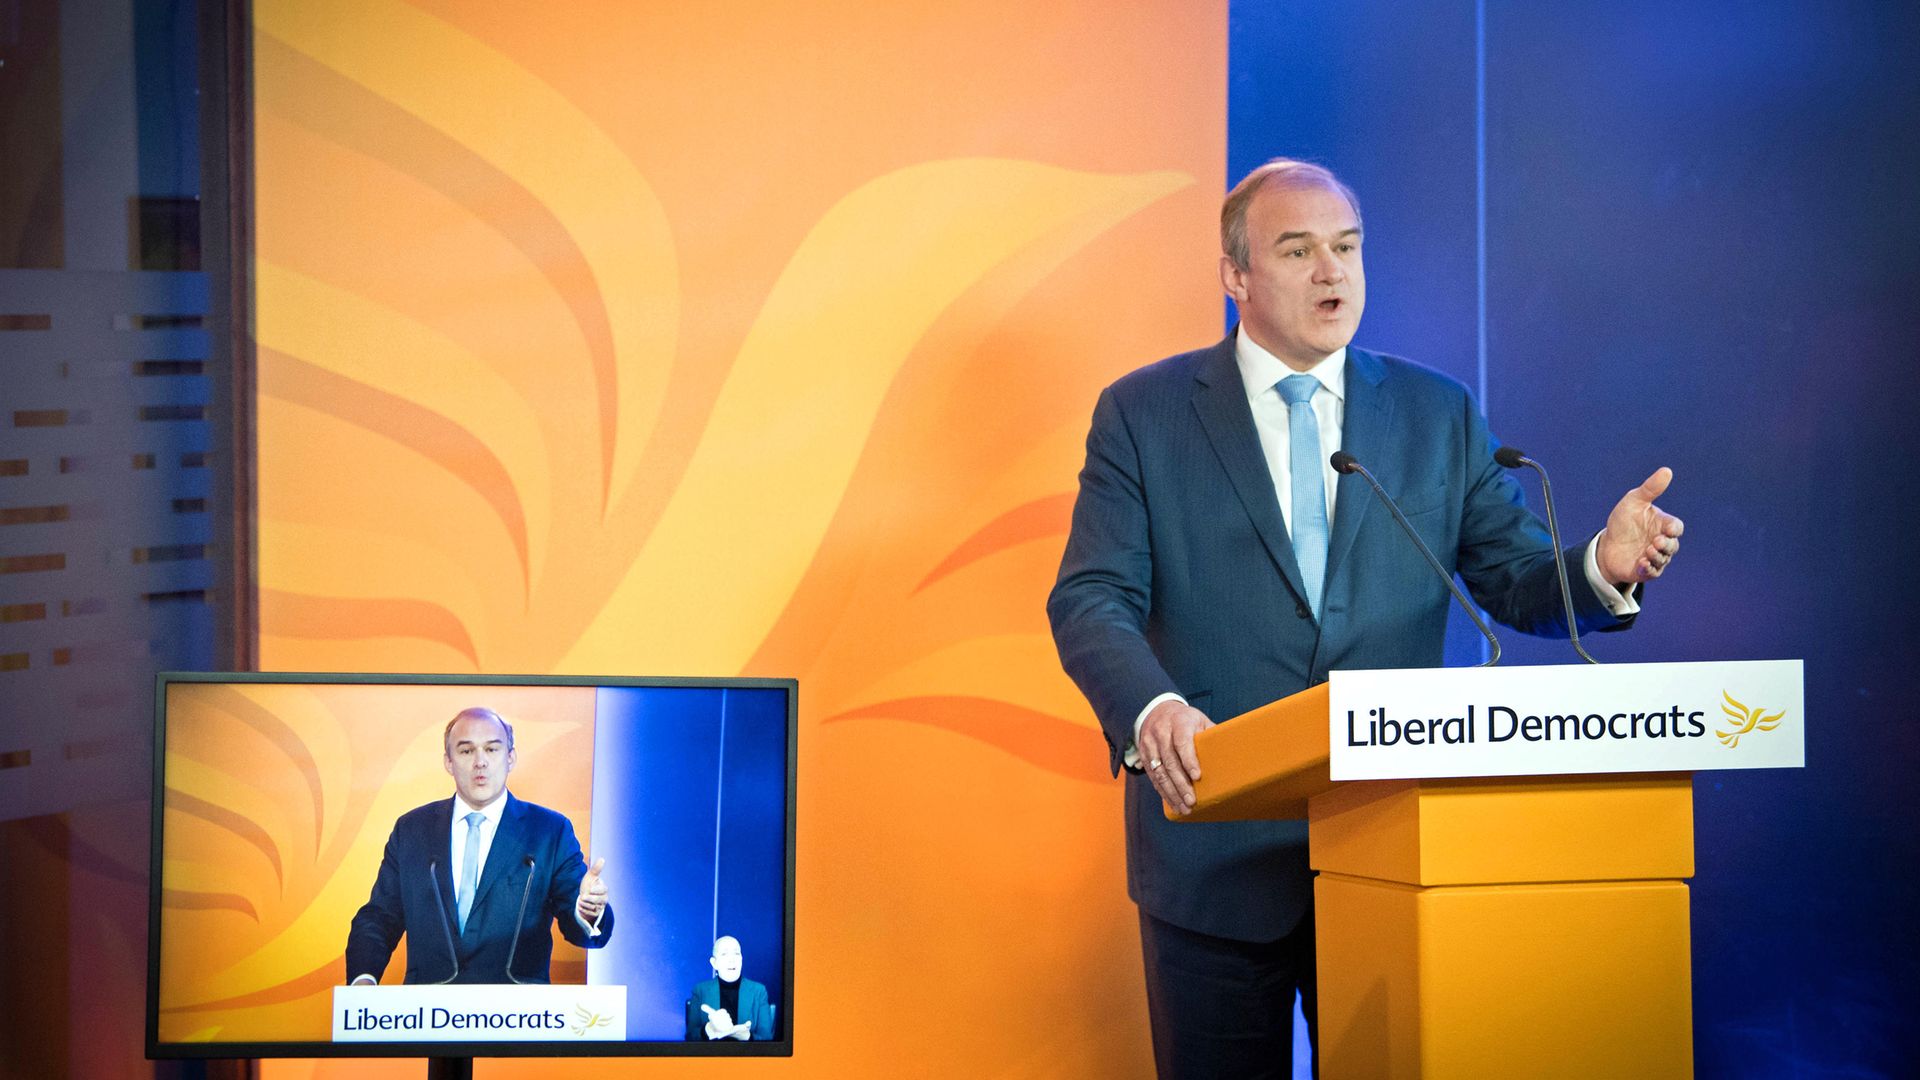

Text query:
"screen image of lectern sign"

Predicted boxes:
[[146, 673, 795, 1060], [331, 985, 628, 1042], [1327, 659, 1805, 780]]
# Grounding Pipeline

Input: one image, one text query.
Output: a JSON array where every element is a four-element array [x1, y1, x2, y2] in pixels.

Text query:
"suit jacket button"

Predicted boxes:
[[1295, 603, 1310, 619]]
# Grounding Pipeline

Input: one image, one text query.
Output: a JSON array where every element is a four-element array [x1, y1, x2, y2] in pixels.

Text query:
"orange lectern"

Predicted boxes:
[[1178, 680, 1702, 1079]]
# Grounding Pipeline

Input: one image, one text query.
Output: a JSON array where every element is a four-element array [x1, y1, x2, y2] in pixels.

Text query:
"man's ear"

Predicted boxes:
[[1219, 255, 1248, 302]]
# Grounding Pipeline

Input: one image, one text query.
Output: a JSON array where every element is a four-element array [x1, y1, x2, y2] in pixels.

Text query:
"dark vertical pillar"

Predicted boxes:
[[200, 0, 254, 674], [0, 0, 64, 268]]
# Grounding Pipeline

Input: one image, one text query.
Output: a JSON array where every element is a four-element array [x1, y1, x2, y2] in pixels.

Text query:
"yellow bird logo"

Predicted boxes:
[[1718, 691, 1785, 748], [570, 1005, 613, 1038]]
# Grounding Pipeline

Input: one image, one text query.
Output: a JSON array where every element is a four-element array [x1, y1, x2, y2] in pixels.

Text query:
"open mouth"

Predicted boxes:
[[1317, 298, 1343, 314]]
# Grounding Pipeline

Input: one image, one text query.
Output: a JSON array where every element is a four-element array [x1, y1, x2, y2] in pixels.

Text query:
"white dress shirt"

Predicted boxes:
[[449, 791, 510, 898], [1126, 329, 1639, 764], [1238, 332, 1347, 536]]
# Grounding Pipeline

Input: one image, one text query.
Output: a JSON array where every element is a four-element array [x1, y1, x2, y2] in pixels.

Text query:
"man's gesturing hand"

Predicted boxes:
[[1139, 699, 1213, 815], [700, 1004, 751, 1041], [1596, 468, 1686, 585], [576, 857, 608, 925]]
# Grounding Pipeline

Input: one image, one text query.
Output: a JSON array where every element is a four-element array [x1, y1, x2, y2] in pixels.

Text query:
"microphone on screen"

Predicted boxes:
[[504, 855, 538, 984], [427, 860, 461, 984]]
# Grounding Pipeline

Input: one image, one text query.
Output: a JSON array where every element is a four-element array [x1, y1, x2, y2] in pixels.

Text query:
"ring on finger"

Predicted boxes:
[[1150, 759, 1164, 770]]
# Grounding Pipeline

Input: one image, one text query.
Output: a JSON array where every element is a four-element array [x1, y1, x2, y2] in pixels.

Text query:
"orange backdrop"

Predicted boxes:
[[251, 0, 1225, 1074]]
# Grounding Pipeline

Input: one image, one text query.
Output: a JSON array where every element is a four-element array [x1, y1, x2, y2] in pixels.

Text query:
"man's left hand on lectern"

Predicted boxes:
[[1138, 699, 1214, 816]]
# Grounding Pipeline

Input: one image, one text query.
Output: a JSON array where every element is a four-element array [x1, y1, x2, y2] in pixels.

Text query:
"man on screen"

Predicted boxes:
[[685, 935, 776, 1041], [1047, 158, 1685, 1075], [346, 707, 614, 985]]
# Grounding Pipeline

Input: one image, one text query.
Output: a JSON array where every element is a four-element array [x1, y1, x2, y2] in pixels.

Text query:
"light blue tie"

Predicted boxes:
[[1278, 374, 1329, 617], [456, 811, 484, 934]]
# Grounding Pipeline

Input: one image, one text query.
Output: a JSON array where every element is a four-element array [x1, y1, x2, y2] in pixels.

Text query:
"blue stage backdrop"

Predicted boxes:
[[1230, 1, 1920, 1075], [587, 686, 790, 1041]]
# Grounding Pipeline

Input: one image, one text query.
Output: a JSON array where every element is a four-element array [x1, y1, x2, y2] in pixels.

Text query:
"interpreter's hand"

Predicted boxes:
[[576, 857, 608, 925], [729, 1022, 752, 1040], [1596, 468, 1685, 585], [701, 1004, 734, 1040], [1138, 699, 1213, 816]]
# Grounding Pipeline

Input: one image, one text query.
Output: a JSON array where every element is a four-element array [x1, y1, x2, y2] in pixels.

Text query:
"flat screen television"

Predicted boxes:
[[145, 672, 796, 1060]]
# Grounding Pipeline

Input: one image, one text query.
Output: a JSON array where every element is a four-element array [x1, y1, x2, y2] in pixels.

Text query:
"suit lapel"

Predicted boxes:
[[468, 793, 528, 926], [1190, 335, 1311, 608], [430, 798, 459, 928], [1325, 347, 1393, 587]]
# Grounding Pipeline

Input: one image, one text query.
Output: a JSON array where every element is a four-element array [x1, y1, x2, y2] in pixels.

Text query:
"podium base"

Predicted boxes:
[[1316, 873, 1692, 1077], [1309, 774, 1695, 1078]]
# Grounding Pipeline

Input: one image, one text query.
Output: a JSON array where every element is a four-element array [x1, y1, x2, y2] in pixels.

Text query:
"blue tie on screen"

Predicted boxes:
[[457, 811, 484, 933], [1278, 374, 1328, 618]]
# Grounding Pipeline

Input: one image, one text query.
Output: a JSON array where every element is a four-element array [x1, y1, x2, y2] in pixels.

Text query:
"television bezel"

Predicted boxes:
[[145, 670, 798, 1060]]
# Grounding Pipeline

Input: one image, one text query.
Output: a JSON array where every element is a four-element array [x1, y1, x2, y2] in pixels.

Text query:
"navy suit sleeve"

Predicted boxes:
[[752, 980, 775, 1037], [1047, 387, 1182, 776], [544, 817, 614, 949], [345, 828, 405, 982], [1454, 393, 1631, 637], [748, 981, 776, 1040]]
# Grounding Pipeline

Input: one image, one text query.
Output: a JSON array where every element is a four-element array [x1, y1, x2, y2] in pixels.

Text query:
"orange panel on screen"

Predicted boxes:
[[156, 683, 596, 1044]]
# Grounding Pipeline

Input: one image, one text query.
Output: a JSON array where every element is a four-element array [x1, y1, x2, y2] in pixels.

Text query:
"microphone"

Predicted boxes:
[[427, 860, 461, 984], [503, 855, 537, 985], [1493, 446, 1598, 664], [1330, 451, 1501, 666]]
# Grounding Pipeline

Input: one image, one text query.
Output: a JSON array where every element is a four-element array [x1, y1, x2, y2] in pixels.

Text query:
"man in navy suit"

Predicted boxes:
[[346, 707, 614, 985], [1047, 159, 1685, 1076]]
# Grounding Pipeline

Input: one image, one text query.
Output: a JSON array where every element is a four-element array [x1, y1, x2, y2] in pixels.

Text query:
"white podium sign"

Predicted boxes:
[[331, 984, 627, 1042], [1328, 659, 1804, 781]]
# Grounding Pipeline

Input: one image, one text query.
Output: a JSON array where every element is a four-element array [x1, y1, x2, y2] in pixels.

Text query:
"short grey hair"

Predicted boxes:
[[1221, 158, 1362, 270], [443, 707, 514, 754]]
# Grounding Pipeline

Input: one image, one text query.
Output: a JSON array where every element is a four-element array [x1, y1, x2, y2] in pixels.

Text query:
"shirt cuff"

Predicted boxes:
[[576, 908, 604, 937], [351, 974, 378, 986], [1583, 533, 1641, 617], [1122, 692, 1188, 770]]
